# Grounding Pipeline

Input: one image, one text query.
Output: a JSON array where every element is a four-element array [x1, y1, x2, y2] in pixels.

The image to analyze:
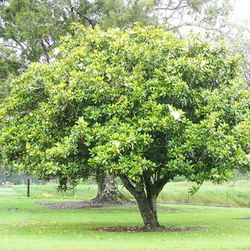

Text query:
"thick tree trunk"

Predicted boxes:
[[93, 173, 127, 203], [120, 175, 162, 229], [135, 191, 160, 229]]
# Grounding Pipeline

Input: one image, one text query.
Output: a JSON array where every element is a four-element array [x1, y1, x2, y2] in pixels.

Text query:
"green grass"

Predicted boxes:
[[1, 180, 250, 207], [0, 181, 250, 249], [158, 180, 250, 207], [0, 183, 97, 200], [0, 196, 250, 249]]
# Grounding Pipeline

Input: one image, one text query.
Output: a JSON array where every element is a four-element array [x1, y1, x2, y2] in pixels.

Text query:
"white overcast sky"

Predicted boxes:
[[233, 0, 250, 24]]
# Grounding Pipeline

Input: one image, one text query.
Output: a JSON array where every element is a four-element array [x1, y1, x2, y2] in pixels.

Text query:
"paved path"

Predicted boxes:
[[157, 201, 230, 207]]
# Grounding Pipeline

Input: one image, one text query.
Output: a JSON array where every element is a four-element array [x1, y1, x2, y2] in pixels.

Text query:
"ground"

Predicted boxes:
[[91, 225, 201, 232], [36, 200, 203, 232], [36, 200, 135, 210]]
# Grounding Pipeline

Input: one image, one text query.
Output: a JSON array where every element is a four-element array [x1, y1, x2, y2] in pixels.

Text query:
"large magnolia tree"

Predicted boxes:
[[0, 25, 249, 228], [0, 0, 233, 200]]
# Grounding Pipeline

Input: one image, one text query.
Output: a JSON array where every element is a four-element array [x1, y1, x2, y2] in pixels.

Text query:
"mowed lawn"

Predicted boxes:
[[0, 195, 250, 250]]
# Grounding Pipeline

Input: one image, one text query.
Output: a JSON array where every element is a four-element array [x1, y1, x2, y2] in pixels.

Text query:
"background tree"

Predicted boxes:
[[217, 21, 250, 86], [0, 0, 157, 70], [0, 0, 232, 82], [0, 46, 21, 102], [155, 0, 232, 32], [1, 25, 249, 229]]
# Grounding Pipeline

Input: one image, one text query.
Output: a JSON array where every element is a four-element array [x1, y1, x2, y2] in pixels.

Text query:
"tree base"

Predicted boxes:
[[91, 191, 129, 204], [93, 173, 129, 204]]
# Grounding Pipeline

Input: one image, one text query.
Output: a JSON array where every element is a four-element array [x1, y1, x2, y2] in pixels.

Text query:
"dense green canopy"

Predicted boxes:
[[0, 24, 249, 228]]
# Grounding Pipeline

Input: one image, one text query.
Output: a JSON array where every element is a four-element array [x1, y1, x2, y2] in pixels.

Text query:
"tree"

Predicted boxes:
[[1, 24, 249, 228], [155, 0, 232, 32], [216, 21, 250, 87], [0, 0, 234, 202]]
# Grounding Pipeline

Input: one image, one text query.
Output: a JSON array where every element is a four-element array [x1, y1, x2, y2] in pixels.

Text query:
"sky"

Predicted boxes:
[[232, 0, 250, 24]]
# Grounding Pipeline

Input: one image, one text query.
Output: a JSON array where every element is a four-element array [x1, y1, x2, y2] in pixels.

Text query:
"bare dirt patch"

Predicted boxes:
[[7, 207, 21, 211], [36, 200, 183, 212], [92, 226, 202, 233], [236, 217, 250, 220], [37, 200, 136, 210]]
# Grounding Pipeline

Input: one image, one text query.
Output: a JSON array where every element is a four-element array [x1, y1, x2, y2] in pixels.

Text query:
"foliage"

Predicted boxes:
[[0, 0, 157, 69], [0, 0, 232, 95], [155, 0, 232, 32], [0, 24, 249, 228], [0, 0, 78, 64], [0, 0, 235, 119], [216, 21, 250, 86]]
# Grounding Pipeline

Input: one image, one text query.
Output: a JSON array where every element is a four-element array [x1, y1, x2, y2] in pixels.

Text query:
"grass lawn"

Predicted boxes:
[[0, 195, 250, 249], [1, 180, 250, 207]]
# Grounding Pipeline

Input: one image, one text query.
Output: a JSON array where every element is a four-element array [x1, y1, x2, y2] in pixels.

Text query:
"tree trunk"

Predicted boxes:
[[120, 175, 161, 229], [93, 173, 127, 203], [135, 190, 160, 229]]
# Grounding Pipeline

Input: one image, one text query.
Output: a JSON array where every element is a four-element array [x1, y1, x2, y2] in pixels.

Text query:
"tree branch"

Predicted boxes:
[[40, 40, 51, 63], [120, 175, 136, 197], [155, 0, 184, 11], [67, 0, 95, 28], [154, 175, 171, 196]]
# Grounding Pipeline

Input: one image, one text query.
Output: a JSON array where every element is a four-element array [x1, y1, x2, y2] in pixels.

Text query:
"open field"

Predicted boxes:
[[0, 197, 250, 249], [0, 181, 250, 249], [1, 180, 250, 207]]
